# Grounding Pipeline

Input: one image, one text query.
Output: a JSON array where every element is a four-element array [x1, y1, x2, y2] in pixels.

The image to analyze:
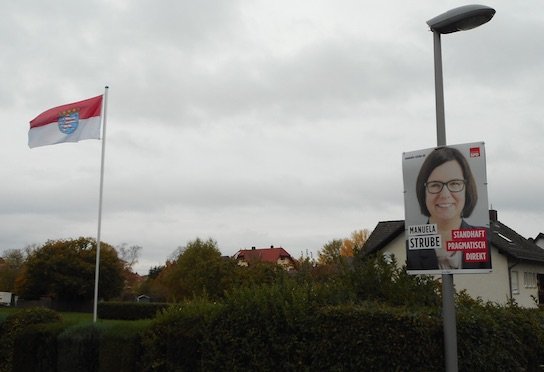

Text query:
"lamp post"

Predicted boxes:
[[427, 5, 495, 372]]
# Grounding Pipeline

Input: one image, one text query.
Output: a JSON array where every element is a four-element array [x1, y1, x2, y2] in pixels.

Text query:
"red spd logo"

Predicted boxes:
[[470, 147, 480, 157]]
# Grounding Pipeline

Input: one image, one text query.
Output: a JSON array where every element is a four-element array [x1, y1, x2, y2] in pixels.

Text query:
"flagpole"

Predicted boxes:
[[93, 86, 109, 323]]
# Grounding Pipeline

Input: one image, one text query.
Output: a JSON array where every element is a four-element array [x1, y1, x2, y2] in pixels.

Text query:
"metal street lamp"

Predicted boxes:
[[427, 5, 495, 372], [428, 5, 496, 147], [428, 5, 495, 34]]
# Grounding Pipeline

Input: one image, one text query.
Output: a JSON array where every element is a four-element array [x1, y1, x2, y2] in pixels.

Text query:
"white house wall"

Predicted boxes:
[[509, 261, 544, 308], [381, 234, 407, 266], [453, 246, 511, 306]]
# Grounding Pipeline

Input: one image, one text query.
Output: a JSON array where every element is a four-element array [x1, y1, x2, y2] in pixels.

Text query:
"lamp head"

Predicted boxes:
[[427, 4, 495, 34]]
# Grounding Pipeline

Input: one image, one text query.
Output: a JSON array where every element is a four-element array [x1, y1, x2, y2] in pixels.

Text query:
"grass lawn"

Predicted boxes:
[[0, 307, 150, 326], [0, 306, 20, 321]]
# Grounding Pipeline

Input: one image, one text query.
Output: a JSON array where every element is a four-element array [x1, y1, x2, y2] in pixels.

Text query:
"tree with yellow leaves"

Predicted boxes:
[[318, 229, 371, 264]]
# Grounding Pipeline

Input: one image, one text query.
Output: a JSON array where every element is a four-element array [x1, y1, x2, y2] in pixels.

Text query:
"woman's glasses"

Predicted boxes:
[[425, 179, 466, 194]]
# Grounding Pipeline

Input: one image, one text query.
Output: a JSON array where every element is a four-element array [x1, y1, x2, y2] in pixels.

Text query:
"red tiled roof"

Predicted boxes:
[[234, 247, 293, 263]]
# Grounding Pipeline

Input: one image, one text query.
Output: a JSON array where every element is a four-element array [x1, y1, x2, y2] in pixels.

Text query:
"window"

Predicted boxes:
[[524, 272, 537, 288], [511, 271, 519, 294]]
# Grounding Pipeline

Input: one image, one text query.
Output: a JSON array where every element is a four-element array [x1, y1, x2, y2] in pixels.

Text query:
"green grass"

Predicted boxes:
[[0, 307, 151, 326], [60, 311, 93, 324], [0, 306, 20, 322]]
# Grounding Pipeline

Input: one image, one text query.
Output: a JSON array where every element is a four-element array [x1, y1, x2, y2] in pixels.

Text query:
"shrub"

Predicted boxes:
[[347, 254, 441, 307], [98, 301, 169, 320], [0, 308, 62, 372], [457, 299, 544, 371], [12, 322, 66, 372], [142, 299, 223, 371], [57, 323, 101, 372], [308, 304, 443, 371], [98, 320, 151, 372], [202, 281, 320, 370]]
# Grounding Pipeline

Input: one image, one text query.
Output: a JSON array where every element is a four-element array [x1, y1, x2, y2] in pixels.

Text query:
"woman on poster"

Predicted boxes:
[[407, 146, 483, 270]]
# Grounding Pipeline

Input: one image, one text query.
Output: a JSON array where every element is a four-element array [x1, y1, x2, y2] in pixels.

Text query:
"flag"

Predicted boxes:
[[28, 95, 103, 148]]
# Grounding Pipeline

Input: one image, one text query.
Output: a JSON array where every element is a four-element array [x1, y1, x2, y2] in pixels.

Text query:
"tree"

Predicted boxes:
[[116, 243, 144, 300], [148, 265, 164, 279], [15, 237, 124, 302], [318, 239, 343, 265], [138, 265, 168, 301], [319, 229, 371, 265], [346, 254, 440, 307], [158, 238, 235, 301], [116, 243, 142, 270], [341, 229, 371, 257], [0, 249, 26, 292], [232, 261, 287, 288]]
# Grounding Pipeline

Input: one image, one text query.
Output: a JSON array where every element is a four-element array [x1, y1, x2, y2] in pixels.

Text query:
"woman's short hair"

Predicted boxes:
[[416, 147, 478, 218]]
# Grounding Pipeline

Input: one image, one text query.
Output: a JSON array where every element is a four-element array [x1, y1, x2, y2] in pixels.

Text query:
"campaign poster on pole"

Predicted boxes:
[[402, 142, 491, 275]]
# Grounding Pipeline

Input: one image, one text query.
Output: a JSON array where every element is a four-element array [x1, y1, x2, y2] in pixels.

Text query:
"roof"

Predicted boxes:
[[234, 247, 294, 263], [531, 232, 544, 243], [363, 214, 544, 264], [490, 220, 544, 262], [363, 220, 404, 255]]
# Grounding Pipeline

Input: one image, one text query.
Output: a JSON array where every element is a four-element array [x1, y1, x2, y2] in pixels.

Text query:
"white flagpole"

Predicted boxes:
[[93, 86, 109, 323]]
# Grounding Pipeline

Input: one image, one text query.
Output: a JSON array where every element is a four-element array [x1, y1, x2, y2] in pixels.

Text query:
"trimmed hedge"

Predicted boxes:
[[457, 302, 544, 371], [57, 323, 101, 372], [200, 301, 443, 371], [200, 282, 319, 370], [97, 301, 169, 320], [12, 322, 66, 372], [307, 305, 443, 371], [141, 300, 223, 371], [2, 300, 544, 370], [13, 320, 150, 372], [0, 307, 62, 372], [98, 320, 150, 372], [140, 289, 544, 371]]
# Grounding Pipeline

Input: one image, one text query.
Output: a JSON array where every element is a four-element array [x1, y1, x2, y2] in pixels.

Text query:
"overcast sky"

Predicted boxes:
[[2, 1, 543, 274]]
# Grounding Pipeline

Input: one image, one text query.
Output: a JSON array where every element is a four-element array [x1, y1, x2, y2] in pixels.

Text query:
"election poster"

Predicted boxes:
[[402, 142, 492, 275]]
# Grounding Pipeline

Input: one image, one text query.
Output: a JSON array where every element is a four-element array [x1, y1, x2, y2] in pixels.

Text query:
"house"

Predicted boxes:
[[363, 209, 544, 308], [233, 246, 296, 271], [530, 233, 544, 249], [136, 294, 151, 303]]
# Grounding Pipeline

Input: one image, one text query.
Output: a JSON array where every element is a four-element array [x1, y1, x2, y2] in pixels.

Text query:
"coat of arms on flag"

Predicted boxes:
[[58, 109, 80, 134]]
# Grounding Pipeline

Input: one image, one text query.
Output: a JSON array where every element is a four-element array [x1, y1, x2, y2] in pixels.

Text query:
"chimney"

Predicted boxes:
[[489, 209, 498, 222]]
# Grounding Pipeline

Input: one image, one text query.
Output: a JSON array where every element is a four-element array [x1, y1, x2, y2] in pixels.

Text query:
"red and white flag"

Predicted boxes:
[[28, 95, 103, 148]]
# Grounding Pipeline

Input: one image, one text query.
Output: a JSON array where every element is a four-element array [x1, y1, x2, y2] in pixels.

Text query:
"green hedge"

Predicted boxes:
[[98, 320, 150, 372], [0, 307, 62, 372], [12, 322, 66, 372], [307, 304, 443, 371], [2, 300, 544, 371], [140, 288, 544, 371], [200, 302, 443, 371], [97, 301, 169, 320], [141, 300, 223, 371], [457, 302, 544, 371], [200, 283, 318, 370], [57, 323, 101, 372], [0, 307, 150, 372]]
